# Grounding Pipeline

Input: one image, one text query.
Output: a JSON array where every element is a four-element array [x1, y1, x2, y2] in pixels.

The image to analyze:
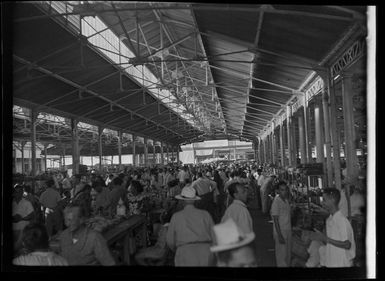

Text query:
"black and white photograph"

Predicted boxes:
[[1, 2, 376, 279]]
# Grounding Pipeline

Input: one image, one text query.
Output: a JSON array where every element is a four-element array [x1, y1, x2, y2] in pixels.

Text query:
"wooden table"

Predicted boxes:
[[50, 215, 147, 265], [104, 215, 147, 265]]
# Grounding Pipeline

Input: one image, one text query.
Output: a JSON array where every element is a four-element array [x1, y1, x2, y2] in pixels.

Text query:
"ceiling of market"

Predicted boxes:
[[11, 2, 367, 149]]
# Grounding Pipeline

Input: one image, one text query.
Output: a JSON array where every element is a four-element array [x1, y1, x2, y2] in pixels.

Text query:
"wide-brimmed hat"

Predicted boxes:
[[210, 219, 255, 252], [175, 186, 201, 201]]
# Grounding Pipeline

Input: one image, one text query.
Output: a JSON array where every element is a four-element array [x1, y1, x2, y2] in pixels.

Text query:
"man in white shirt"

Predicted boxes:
[[221, 182, 253, 235], [311, 188, 356, 267], [270, 181, 292, 267]]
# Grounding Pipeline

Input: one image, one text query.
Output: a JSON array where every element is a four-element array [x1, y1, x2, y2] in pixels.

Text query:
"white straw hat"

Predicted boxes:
[[210, 219, 255, 252], [175, 186, 201, 201]]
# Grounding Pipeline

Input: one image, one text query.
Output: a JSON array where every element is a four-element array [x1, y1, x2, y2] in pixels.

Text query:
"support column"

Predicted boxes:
[[31, 109, 37, 180], [21, 141, 26, 175], [322, 82, 333, 188], [292, 118, 297, 165], [303, 96, 311, 163], [98, 126, 103, 172], [160, 142, 164, 165], [279, 120, 285, 167], [329, 73, 342, 190], [166, 146, 169, 164], [271, 123, 276, 165], [62, 145, 66, 167], [341, 73, 358, 185], [314, 101, 325, 164], [263, 137, 267, 164], [286, 106, 293, 166], [298, 113, 307, 164], [153, 142, 156, 165], [144, 138, 148, 167], [176, 145, 180, 165], [132, 135, 136, 167], [44, 143, 48, 172], [71, 119, 80, 175], [118, 131, 122, 171], [257, 138, 262, 164]]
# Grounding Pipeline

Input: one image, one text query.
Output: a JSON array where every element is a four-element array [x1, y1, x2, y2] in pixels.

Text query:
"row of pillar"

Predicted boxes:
[[19, 109, 181, 184], [256, 72, 358, 190]]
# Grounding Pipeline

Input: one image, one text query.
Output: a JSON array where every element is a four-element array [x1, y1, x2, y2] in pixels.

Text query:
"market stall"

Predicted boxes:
[[50, 214, 147, 265]]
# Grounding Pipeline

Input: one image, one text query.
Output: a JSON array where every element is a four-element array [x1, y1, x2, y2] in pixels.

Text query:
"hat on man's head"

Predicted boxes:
[[175, 185, 201, 201], [210, 219, 255, 252]]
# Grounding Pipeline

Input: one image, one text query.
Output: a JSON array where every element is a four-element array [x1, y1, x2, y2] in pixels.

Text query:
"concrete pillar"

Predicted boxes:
[[341, 73, 358, 185], [132, 135, 136, 167], [271, 122, 276, 165], [153, 142, 156, 165], [71, 119, 80, 174], [329, 74, 342, 190], [298, 113, 307, 164], [286, 106, 293, 166], [263, 137, 267, 164], [98, 126, 103, 172], [292, 118, 297, 165], [314, 101, 325, 163], [303, 96, 311, 163], [118, 131, 122, 171], [166, 146, 169, 164], [279, 120, 285, 167], [322, 83, 333, 188], [176, 145, 180, 164]]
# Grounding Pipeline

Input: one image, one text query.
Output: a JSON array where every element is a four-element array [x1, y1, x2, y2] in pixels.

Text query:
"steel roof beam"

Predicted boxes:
[[264, 7, 362, 22], [208, 64, 296, 91], [13, 56, 186, 140]]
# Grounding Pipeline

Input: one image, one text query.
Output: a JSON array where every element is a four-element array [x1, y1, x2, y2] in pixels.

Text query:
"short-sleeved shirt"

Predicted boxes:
[[221, 200, 253, 234], [39, 188, 61, 209], [59, 227, 115, 266], [270, 195, 291, 232], [13, 251, 68, 266], [12, 198, 34, 231], [324, 210, 356, 267]]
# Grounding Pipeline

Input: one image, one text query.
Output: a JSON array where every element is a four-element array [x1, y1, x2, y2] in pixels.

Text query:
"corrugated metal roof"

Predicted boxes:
[[11, 2, 367, 146]]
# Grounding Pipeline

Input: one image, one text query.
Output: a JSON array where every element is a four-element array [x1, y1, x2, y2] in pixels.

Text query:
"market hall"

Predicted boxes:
[[5, 1, 374, 274]]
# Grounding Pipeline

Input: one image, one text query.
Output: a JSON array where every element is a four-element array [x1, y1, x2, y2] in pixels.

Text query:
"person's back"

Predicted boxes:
[[13, 251, 68, 266], [13, 223, 68, 266], [166, 186, 215, 266]]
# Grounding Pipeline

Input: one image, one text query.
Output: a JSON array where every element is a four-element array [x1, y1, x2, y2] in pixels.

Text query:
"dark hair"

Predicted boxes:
[[64, 202, 87, 219], [21, 223, 49, 251], [113, 177, 123, 186], [257, 169, 262, 173], [118, 173, 125, 179], [197, 172, 203, 178], [277, 181, 288, 189], [185, 178, 191, 184], [130, 180, 143, 193], [23, 185, 32, 194], [168, 179, 179, 188], [227, 182, 244, 199], [74, 174, 81, 180], [45, 179, 55, 188], [323, 188, 341, 205]]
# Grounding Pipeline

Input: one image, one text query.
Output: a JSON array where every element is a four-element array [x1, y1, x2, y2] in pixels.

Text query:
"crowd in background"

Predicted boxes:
[[11, 160, 365, 267]]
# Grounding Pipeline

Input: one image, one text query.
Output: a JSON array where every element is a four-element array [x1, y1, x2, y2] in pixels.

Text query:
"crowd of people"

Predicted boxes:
[[11, 160, 364, 268]]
